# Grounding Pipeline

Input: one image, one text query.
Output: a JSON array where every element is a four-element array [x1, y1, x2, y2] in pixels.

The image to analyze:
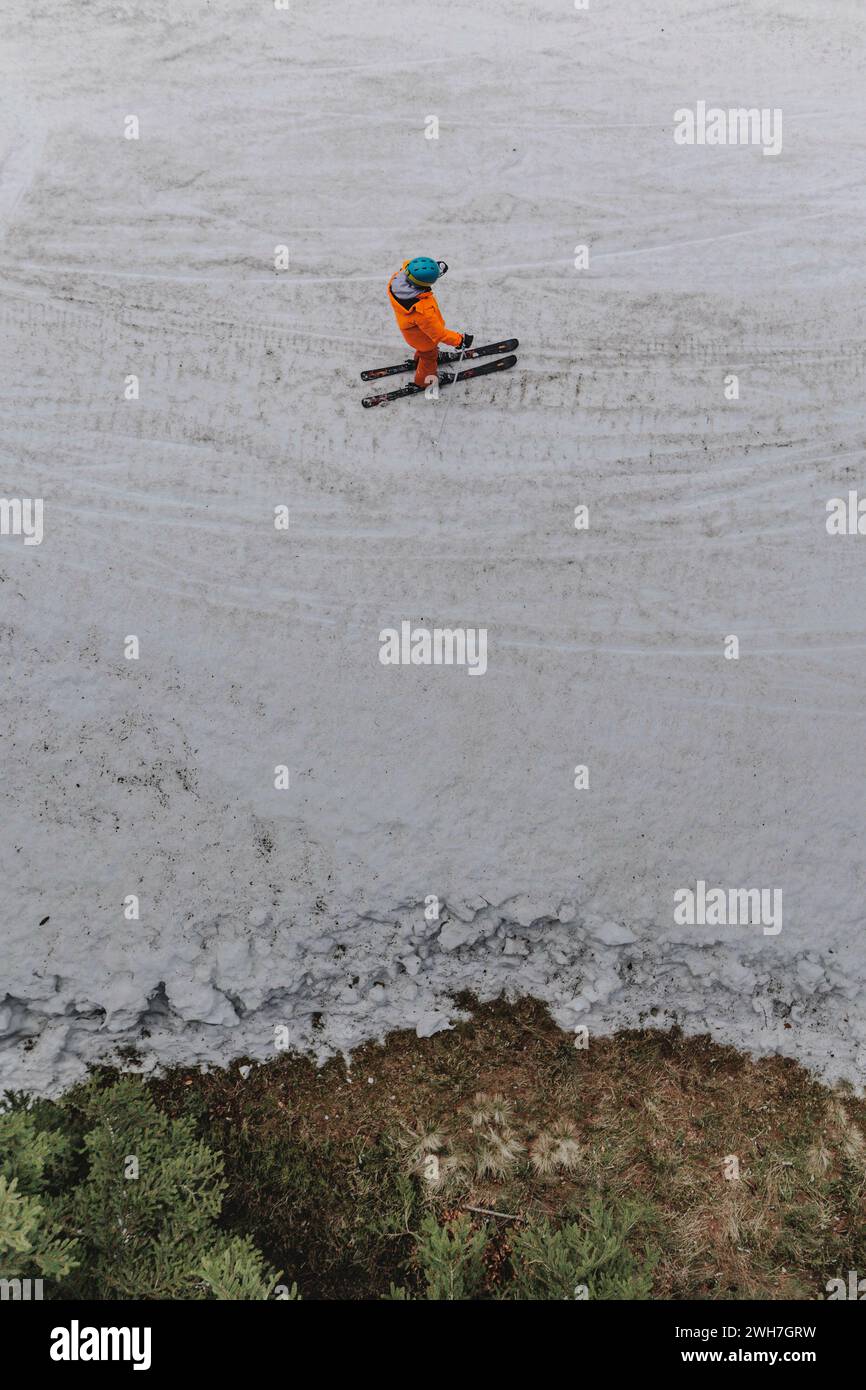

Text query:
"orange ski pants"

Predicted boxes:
[[412, 345, 440, 389]]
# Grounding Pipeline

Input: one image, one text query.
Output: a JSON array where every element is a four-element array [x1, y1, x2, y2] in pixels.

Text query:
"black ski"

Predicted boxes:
[[361, 353, 517, 408], [360, 338, 518, 381]]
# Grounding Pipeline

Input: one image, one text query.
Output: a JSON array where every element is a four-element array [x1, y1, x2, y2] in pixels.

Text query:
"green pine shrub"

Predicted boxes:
[[0, 1079, 280, 1300], [198, 1237, 296, 1300], [507, 1200, 657, 1300], [0, 1106, 78, 1283], [387, 1212, 489, 1300], [387, 1200, 656, 1301]]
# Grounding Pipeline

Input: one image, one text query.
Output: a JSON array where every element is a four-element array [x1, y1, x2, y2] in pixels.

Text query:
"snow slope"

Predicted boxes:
[[2, 0, 866, 1093]]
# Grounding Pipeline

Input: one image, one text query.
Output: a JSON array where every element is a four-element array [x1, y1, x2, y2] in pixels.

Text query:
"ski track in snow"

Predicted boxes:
[[2, 0, 866, 1093]]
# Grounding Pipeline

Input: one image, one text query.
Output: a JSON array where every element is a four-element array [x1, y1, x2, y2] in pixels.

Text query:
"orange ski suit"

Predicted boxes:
[[388, 261, 463, 387]]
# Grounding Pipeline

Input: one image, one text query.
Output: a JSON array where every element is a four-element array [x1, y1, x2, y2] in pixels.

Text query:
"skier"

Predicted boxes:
[[387, 257, 473, 391]]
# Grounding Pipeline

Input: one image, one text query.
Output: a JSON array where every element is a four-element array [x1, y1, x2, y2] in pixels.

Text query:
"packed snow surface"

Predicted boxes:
[[2, 1, 866, 1093]]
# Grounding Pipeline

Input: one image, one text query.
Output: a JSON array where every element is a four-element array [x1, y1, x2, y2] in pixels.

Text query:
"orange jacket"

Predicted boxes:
[[388, 262, 463, 351]]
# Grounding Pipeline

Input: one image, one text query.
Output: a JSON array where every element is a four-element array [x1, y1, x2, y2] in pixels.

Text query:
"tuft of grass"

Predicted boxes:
[[467, 1092, 514, 1129], [530, 1119, 583, 1175], [475, 1126, 525, 1181]]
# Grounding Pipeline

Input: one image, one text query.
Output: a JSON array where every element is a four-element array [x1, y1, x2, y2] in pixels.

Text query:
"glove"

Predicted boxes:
[[458, 333, 474, 350], [437, 260, 449, 276]]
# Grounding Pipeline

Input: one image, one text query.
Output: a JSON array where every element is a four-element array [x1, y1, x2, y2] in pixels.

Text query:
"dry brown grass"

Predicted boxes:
[[148, 994, 866, 1299]]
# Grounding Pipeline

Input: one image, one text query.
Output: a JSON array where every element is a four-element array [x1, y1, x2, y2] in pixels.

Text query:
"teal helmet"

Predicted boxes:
[[406, 256, 441, 286]]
